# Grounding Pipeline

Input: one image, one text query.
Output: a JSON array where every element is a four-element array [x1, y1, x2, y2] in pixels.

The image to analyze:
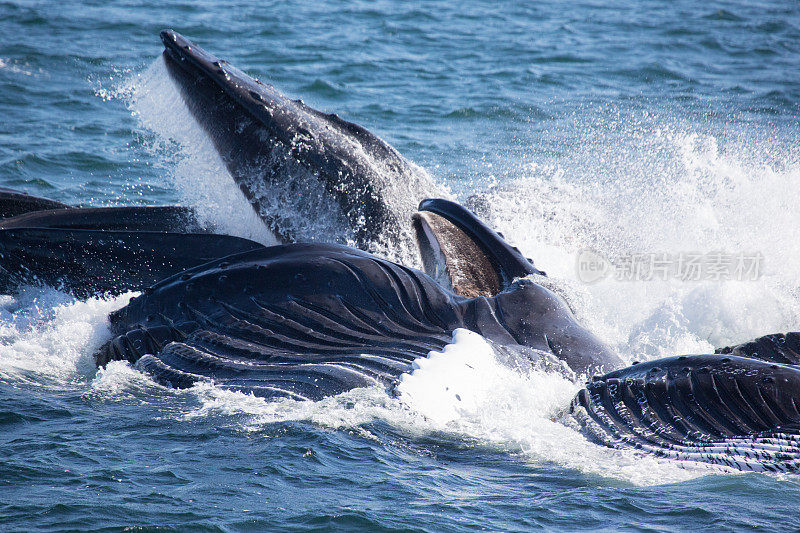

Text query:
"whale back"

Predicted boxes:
[[0, 187, 69, 219], [0, 205, 264, 296], [715, 332, 800, 365], [0, 205, 203, 233]]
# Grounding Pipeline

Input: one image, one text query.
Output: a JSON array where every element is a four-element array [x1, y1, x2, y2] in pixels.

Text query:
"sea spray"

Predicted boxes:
[[0, 288, 133, 387], [123, 57, 278, 246], [470, 116, 800, 364], [165, 329, 707, 484]]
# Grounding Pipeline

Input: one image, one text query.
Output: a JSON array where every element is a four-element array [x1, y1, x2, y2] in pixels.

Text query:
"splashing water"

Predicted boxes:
[[469, 113, 800, 364], [0, 281, 710, 484], [0, 289, 134, 387], [120, 56, 443, 266], [121, 57, 278, 246], [3, 54, 799, 489], [169, 329, 708, 485]]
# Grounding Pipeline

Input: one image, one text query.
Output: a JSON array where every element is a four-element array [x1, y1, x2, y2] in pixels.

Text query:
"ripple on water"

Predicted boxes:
[[1, 0, 800, 530]]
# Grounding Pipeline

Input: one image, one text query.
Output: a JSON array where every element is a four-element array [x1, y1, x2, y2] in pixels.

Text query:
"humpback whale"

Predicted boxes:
[[0, 197, 264, 297], [2, 30, 800, 474], [159, 29, 445, 261]]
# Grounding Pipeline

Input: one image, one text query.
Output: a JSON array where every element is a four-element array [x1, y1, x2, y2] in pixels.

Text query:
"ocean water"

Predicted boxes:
[[2, 0, 800, 530]]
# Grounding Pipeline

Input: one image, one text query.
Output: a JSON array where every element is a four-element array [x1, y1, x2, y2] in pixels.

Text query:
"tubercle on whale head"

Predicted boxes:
[[157, 29, 439, 255], [158, 29, 297, 145], [412, 198, 544, 297]]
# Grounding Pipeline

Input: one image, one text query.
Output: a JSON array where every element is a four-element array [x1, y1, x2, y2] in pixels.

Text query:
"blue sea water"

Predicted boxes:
[[2, 0, 800, 530]]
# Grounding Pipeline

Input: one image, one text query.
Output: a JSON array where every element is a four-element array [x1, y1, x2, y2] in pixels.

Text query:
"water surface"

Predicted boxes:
[[1, 1, 800, 530]]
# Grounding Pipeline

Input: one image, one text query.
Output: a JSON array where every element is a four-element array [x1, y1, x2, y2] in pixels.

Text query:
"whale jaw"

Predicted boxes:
[[158, 29, 442, 261], [413, 211, 500, 297], [571, 354, 800, 473], [413, 198, 543, 297]]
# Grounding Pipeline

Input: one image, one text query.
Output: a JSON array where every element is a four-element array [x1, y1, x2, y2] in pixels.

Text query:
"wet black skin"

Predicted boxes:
[[159, 29, 438, 254], [0, 202, 264, 297], [572, 350, 800, 472], [97, 240, 621, 400], [0, 187, 69, 218], [3, 28, 800, 471]]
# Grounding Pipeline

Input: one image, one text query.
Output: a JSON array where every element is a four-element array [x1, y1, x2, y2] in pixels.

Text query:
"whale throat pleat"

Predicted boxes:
[[570, 354, 800, 472], [98, 246, 458, 400]]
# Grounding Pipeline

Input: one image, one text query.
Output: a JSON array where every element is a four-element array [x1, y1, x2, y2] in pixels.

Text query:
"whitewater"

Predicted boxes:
[[2, 1, 799, 529]]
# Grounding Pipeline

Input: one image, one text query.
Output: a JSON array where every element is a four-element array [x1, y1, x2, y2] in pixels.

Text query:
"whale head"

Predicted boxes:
[[158, 29, 441, 260], [414, 198, 623, 375]]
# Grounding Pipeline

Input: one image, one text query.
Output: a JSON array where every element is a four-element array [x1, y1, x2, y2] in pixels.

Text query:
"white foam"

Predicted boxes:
[[471, 117, 800, 363], [89, 360, 169, 398], [121, 57, 278, 246], [0, 58, 35, 76], [173, 329, 706, 484], [397, 329, 711, 484], [397, 329, 562, 425], [0, 288, 134, 387]]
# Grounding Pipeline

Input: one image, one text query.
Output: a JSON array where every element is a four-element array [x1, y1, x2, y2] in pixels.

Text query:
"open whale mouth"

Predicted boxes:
[[413, 199, 544, 297]]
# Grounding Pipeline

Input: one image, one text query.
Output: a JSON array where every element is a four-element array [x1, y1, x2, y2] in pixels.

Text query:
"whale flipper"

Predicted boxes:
[[715, 332, 800, 365], [570, 355, 800, 472]]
